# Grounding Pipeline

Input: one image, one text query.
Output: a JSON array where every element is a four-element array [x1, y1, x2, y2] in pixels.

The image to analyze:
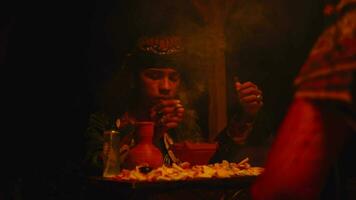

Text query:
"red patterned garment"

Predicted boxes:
[[251, 2, 356, 200], [294, 0, 356, 104]]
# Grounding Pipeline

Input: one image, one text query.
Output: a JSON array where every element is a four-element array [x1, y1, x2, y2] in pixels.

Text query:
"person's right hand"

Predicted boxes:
[[150, 99, 185, 130], [235, 81, 263, 121]]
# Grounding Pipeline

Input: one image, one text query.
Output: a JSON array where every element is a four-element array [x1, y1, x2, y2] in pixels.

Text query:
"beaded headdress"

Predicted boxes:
[[124, 35, 185, 71], [137, 36, 184, 55]]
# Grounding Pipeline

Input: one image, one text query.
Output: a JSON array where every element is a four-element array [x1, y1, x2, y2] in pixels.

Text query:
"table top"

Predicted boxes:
[[88, 175, 258, 191]]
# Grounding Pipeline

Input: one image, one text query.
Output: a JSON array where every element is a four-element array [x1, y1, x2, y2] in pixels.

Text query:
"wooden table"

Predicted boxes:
[[84, 176, 258, 200]]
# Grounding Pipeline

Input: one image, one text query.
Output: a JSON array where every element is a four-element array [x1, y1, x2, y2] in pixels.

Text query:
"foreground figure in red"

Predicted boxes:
[[251, 0, 356, 199]]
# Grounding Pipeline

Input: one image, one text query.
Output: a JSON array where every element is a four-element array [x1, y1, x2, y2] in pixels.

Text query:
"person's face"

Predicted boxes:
[[138, 67, 181, 103]]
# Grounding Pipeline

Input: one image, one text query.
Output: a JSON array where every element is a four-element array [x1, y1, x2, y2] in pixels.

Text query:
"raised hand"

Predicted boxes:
[[235, 81, 263, 120]]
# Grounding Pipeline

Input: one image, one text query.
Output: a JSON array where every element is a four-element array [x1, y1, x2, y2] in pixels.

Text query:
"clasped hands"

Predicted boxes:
[[150, 99, 185, 131], [150, 81, 263, 131]]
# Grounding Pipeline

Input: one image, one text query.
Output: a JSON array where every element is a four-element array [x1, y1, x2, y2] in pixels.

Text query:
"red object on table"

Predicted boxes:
[[171, 142, 218, 165], [125, 122, 163, 169]]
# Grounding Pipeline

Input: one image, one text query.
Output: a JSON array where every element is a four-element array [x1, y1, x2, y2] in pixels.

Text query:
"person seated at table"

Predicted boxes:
[[83, 34, 264, 175]]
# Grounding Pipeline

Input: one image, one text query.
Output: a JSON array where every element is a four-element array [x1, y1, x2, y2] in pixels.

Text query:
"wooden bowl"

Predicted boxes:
[[171, 142, 218, 165]]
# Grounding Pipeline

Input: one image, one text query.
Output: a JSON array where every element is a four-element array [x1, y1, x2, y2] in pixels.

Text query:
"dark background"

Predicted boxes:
[[1, 0, 327, 199]]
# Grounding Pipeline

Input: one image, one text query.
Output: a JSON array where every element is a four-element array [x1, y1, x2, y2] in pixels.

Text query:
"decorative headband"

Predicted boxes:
[[137, 36, 184, 55]]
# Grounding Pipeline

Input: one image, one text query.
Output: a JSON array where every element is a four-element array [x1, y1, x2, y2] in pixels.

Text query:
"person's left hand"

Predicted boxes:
[[235, 81, 263, 120]]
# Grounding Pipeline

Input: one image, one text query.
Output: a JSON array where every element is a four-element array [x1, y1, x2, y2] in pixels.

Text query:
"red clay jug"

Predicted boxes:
[[125, 121, 163, 169]]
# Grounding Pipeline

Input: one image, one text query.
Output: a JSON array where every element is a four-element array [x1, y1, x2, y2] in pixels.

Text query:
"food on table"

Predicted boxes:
[[114, 158, 264, 182]]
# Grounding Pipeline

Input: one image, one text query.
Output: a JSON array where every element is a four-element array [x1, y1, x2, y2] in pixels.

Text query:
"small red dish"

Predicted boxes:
[[171, 141, 218, 165]]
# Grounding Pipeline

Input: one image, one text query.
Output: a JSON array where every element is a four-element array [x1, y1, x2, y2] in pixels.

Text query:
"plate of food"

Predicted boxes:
[[89, 158, 264, 190]]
